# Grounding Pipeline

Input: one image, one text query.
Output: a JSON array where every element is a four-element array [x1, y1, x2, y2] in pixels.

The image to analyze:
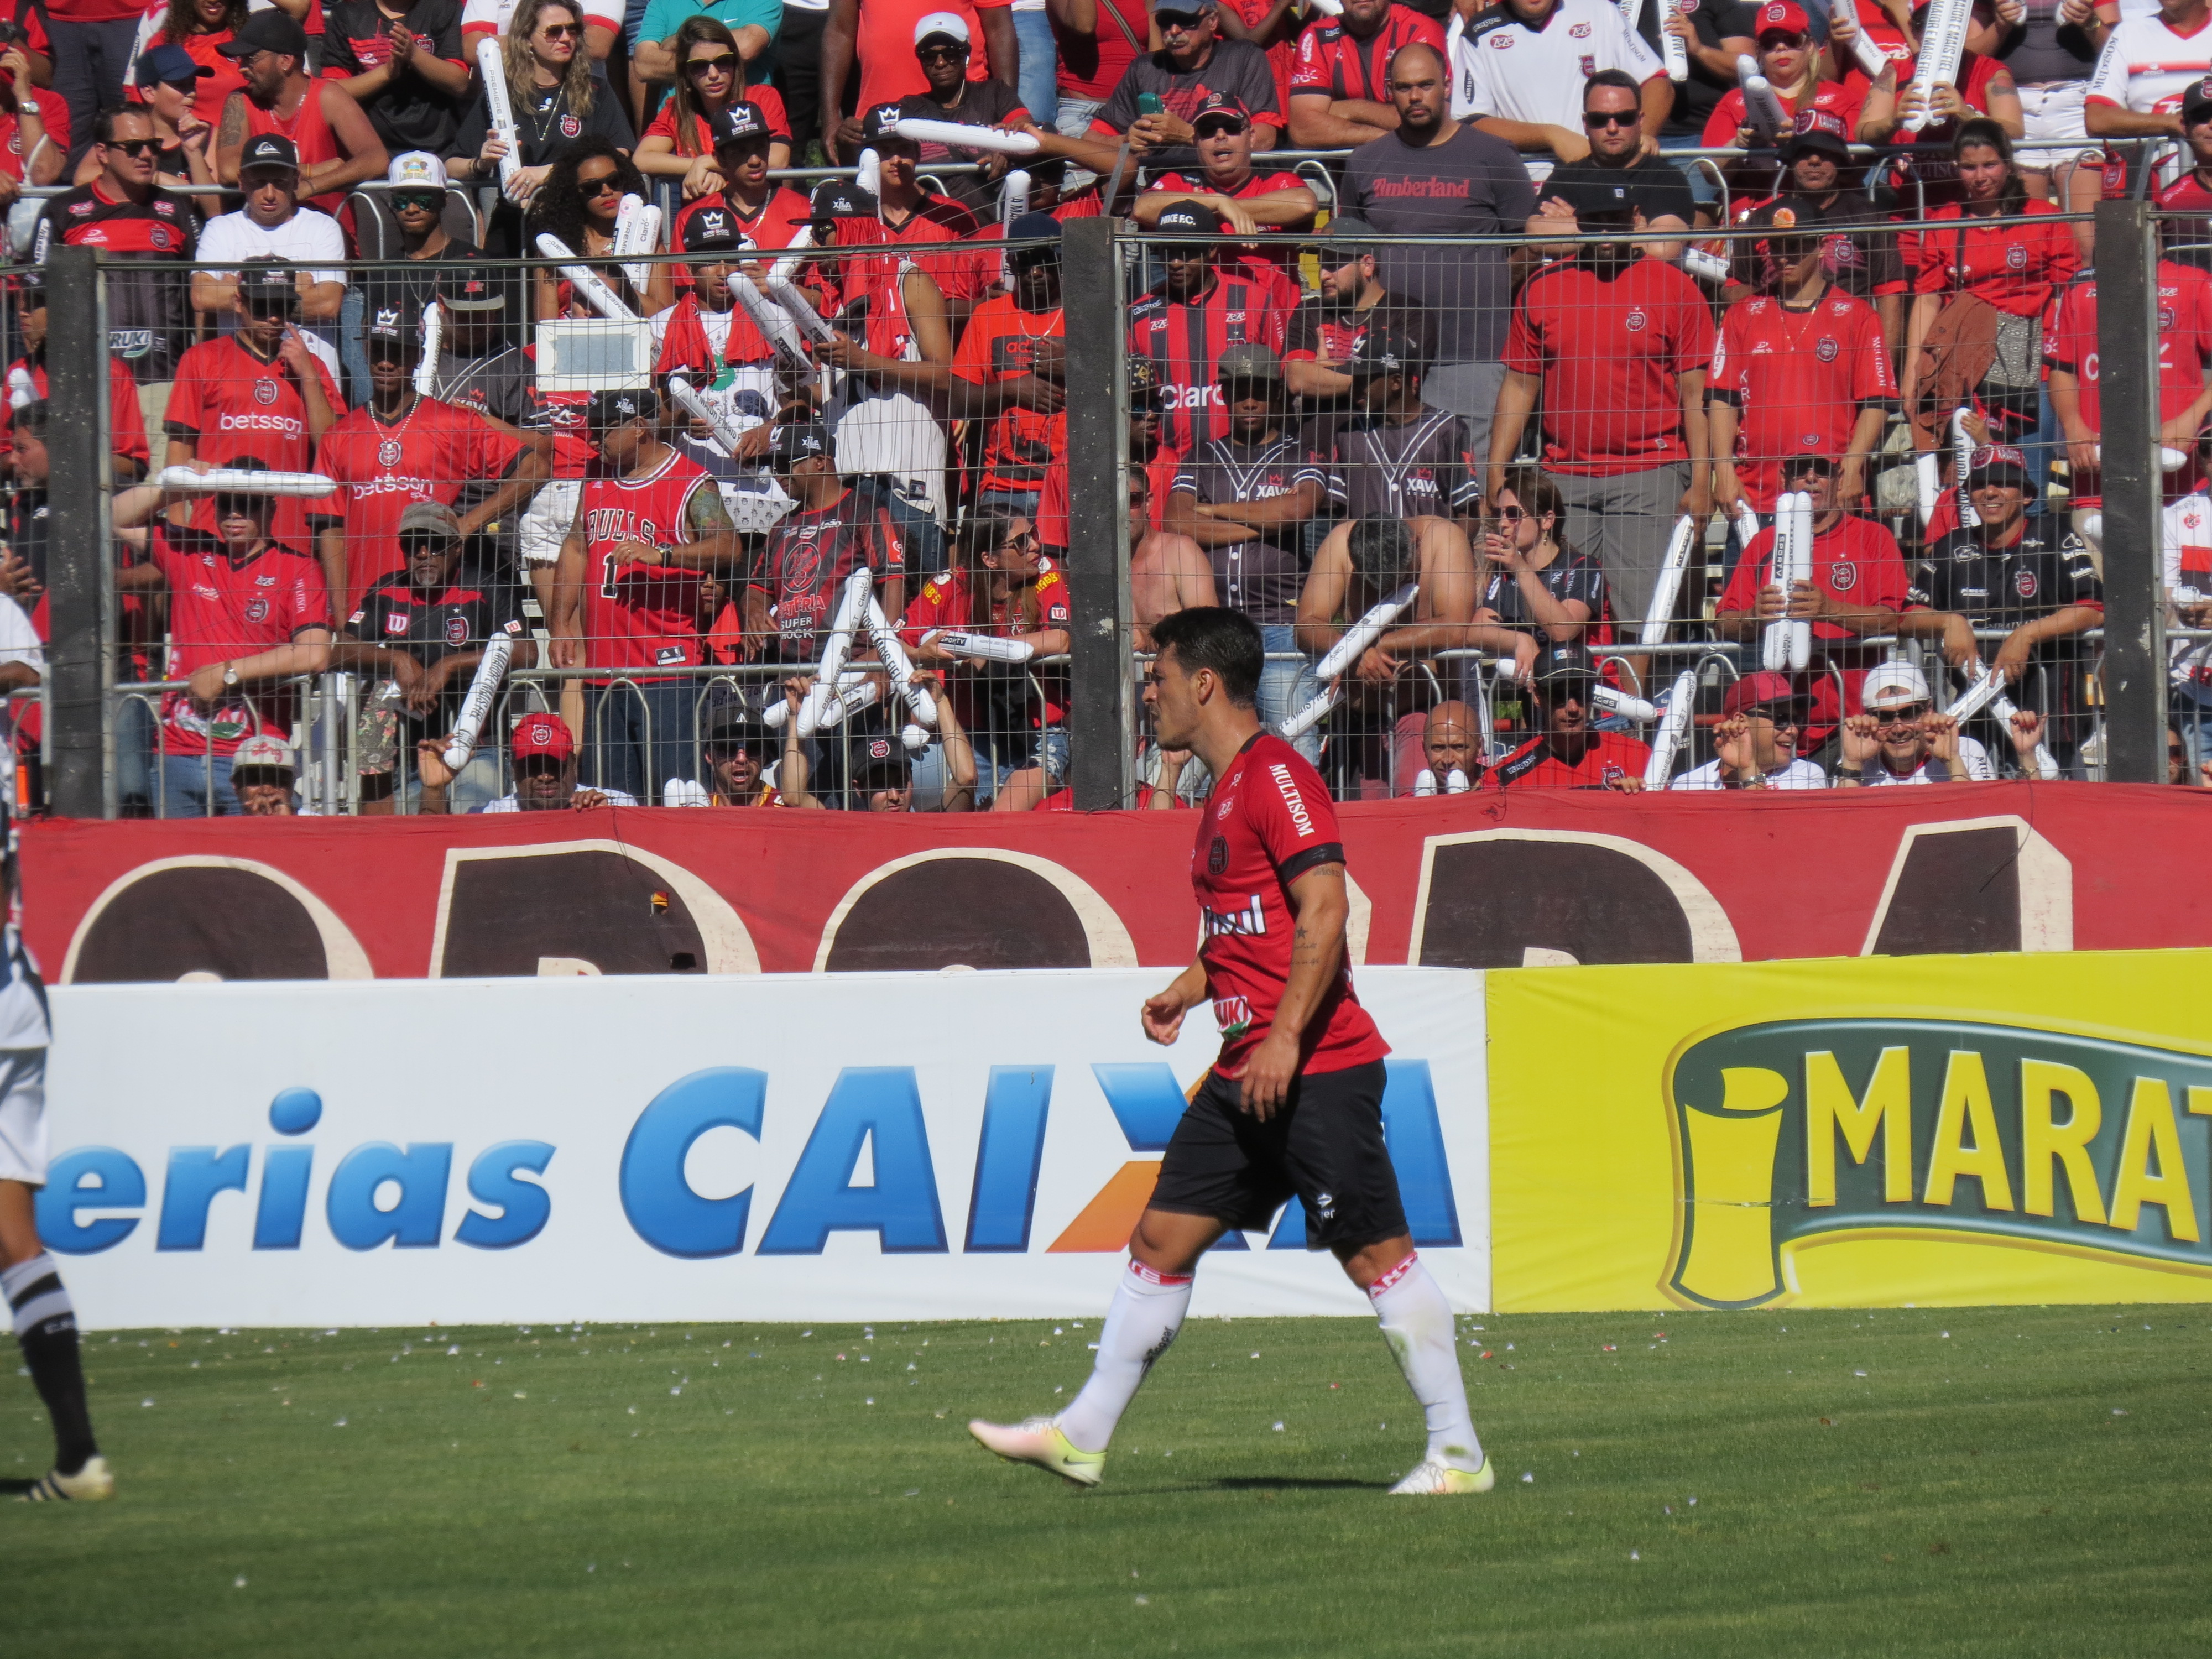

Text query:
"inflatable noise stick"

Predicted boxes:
[[1592, 685, 1658, 724], [796, 567, 875, 740], [1828, 0, 1890, 79], [1946, 662, 2062, 778], [158, 466, 335, 496], [1903, 0, 1970, 134], [476, 37, 523, 199], [1276, 580, 1419, 740], [766, 226, 813, 286], [612, 192, 662, 295], [666, 373, 749, 455], [924, 629, 1035, 664], [729, 275, 811, 368], [1736, 55, 1788, 146], [765, 275, 837, 345], [1952, 406, 1981, 530], [1640, 514, 1697, 645], [890, 118, 1042, 156], [440, 632, 512, 773], [1642, 669, 1699, 789], [533, 234, 635, 321], [1412, 768, 1469, 795], [863, 593, 938, 742], [414, 300, 441, 398], [763, 669, 870, 728], [1655, 0, 1689, 81], [1760, 490, 1814, 674]]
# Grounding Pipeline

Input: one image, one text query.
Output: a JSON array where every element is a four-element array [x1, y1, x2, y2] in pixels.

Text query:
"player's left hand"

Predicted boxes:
[[1141, 987, 1189, 1046], [606, 538, 660, 570], [1239, 1029, 1301, 1121]]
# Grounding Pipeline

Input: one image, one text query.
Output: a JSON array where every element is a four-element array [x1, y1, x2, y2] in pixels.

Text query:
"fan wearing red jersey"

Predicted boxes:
[[1133, 92, 1316, 305], [2045, 259, 2212, 527], [312, 305, 550, 619], [111, 458, 336, 817], [1482, 641, 1649, 790], [1285, 0, 1443, 148], [968, 606, 1491, 1499], [550, 388, 743, 804]]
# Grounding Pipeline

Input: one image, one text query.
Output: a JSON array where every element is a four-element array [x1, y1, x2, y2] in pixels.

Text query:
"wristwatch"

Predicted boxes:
[[222, 663, 240, 688]]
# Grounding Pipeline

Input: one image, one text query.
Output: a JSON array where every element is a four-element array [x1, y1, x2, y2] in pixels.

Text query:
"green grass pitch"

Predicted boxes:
[[4, 1305, 2208, 1656]]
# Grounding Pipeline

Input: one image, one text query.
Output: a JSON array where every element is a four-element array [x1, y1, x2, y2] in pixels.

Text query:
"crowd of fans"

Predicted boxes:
[[9, 0, 2212, 811]]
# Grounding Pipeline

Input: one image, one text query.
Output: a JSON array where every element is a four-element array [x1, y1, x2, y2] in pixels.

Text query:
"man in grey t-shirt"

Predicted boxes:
[[1341, 41, 1534, 460]]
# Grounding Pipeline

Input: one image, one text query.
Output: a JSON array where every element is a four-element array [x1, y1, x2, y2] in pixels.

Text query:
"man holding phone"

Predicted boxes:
[[1088, 0, 1285, 170]]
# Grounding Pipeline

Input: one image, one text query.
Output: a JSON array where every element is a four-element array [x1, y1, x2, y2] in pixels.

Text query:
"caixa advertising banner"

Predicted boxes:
[[1489, 948, 2212, 1312], [35, 968, 1489, 1328]]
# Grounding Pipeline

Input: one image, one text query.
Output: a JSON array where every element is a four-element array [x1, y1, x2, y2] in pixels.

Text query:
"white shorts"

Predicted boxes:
[[0, 1048, 48, 1185], [2017, 82, 2091, 149], [518, 478, 583, 568]]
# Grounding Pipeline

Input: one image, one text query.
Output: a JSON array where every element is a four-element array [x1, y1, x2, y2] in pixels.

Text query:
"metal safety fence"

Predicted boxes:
[[11, 152, 2204, 816]]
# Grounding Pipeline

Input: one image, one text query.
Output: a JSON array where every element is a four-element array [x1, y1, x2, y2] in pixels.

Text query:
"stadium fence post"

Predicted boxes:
[[44, 245, 114, 820], [2093, 197, 2167, 784], [1063, 212, 1135, 810]]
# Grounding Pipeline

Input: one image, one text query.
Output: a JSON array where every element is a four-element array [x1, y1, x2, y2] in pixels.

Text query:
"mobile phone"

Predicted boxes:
[[1136, 92, 1166, 117]]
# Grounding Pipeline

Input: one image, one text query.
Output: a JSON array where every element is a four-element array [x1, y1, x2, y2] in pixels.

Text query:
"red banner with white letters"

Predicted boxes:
[[22, 783, 2212, 983]]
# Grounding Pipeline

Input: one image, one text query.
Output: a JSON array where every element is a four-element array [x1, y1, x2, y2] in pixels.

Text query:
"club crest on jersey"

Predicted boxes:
[[1679, 0, 1698, 12], [2161, 307, 2177, 330], [1579, 53, 1595, 74], [1208, 834, 1228, 875], [1828, 560, 1858, 589], [445, 615, 469, 645], [1815, 337, 1839, 362], [2007, 244, 2028, 270], [2016, 569, 2038, 598], [1602, 763, 1624, 787], [244, 598, 269, 623], [149, 226, 175, 251], [1625, 309, 1648, 332], [560, 113, 582, 136], [378, 439, 404, 466], [254, 379, 280, 405], [1569, 19, 1590, 34]]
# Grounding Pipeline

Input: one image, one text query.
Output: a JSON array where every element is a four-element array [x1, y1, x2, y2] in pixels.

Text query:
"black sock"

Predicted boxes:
[[5, 1252, 98, 1475]]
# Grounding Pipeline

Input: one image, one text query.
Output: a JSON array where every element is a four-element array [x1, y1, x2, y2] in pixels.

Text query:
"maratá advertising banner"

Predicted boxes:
[[1490, 950, 2212, 1311]]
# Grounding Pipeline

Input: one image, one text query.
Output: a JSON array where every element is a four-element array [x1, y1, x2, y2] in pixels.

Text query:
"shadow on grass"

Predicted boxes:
[[0, 1477, 39, 1495], [1213, 1475, 1379, 1491]]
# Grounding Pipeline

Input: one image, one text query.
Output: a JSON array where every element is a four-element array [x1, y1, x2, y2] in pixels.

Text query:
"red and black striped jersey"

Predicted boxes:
[[1288, 5, 1443, 104], [32, 181, 199, 378], [752, 482, 909, 658], [1126, 272, 1294, 455]]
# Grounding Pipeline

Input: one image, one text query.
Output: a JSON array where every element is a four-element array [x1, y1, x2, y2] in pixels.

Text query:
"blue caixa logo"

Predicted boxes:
[[39, 1062, 1460, 1258]]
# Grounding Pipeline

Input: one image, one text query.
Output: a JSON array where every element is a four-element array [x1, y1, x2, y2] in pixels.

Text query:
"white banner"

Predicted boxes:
[[39, 968, 1488, 1327]]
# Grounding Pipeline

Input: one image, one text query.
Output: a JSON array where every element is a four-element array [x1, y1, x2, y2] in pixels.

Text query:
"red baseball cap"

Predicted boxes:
[[510, 711, 575, 761], [1723, 670, 1801, 718], [1755, 1, 1810, 37]]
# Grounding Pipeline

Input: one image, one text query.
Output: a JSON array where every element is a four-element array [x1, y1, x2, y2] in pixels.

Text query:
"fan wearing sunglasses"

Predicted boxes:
[[1832, 658, 2046, 785], [1526, 71, 1702, 262], [448, 0, 637, 236], [526, 138, 674, 319], [1671, 670, 1830, 789], [637, 17, 793, 196]]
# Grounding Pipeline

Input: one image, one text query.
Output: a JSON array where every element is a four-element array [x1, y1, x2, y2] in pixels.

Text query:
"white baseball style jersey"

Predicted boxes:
[[1452, 0, 1666, 128], [2163, 488, 2210, 592], [2084, 11, 2212, 118]]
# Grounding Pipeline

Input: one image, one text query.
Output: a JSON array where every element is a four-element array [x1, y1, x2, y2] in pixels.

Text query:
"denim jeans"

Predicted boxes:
[[1012, 8, 1059, 128], [1258, 623, 1319, 763], [159, 753, 240, 817], [586, 681, 699, 803]]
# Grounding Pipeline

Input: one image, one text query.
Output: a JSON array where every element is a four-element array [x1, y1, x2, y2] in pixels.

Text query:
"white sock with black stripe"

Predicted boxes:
[[1369, 1251, 1482, 1472], [1057, 1259, 1192, 1454], [4, 1251, 98, 1475]]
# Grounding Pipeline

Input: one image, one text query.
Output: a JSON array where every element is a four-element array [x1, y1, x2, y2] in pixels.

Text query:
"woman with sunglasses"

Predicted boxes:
[[74, 44, 224, 213], [448, 0, 634, 248], [1475, 467, 1607, 646], [528, 136, 673, 316], [636, 16, 790, 195]]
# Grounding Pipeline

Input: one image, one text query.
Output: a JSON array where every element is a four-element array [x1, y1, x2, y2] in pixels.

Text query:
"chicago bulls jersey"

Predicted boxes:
[[1192, 733, 1386, 1078], [578, 448, 716, 681], [754, 482, 908, 656]]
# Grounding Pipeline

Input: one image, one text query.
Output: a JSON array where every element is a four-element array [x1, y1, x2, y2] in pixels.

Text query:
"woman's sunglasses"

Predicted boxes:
[[1494, 504, 1527, 522], [580, 173, 623, 196], [539, 22, 581, 38], [686, 53, 739, 75]]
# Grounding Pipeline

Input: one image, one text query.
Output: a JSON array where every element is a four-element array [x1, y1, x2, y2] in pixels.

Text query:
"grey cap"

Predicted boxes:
[[398, 499, 462, 542], [1214, 341, 1281, 384]]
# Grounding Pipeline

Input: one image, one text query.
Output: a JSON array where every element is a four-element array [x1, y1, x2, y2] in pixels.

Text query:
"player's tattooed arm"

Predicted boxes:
[[214, 91, 249, 183]]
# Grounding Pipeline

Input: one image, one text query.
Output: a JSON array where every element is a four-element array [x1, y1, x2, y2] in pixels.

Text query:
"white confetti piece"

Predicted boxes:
[[1521, 1472, 1534, 1484], [140, 1398, 154, 1408], [1272, 1421, 1285, 1432]]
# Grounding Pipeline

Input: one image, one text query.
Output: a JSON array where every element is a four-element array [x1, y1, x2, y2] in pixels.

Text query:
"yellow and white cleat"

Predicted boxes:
[[967, 1416, 1105, 1488], [1387, 1452, 1494, 1495], [20, 1455, 114, 1502]]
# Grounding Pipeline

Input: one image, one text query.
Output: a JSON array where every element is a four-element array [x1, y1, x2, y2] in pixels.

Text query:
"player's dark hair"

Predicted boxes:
[[1583, 69, 1642, 108], [1152, 606, 1261, 707], [9, 400, 45, 438], [1347, 515, 1415, 590]]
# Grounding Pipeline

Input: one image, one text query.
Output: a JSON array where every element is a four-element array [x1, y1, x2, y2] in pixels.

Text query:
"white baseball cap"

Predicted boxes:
[[1861, 659, 1932, 711], [913, 9, 970, 44], [231, 734, 295, 773], [387, 150, 450, 189]]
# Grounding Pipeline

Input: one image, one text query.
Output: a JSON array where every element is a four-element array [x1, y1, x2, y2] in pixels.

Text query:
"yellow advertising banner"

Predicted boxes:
[[1488, 950, 2212, 1311]]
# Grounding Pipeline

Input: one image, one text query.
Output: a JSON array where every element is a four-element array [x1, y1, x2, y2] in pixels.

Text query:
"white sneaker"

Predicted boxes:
[[22, 1455, 114, 1501], [1388, 1452, 1493, 1495], [968, 1416, 1105, 1487]]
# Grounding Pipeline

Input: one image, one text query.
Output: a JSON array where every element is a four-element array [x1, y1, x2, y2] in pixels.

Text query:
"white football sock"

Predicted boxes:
[[1369, 1252, 1483, 1471], [1057, 1259, 1192, 1454]]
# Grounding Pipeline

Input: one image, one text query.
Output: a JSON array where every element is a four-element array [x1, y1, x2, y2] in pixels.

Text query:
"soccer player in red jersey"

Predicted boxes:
[[1483, 643, 1649, 790], [1715, 448, 1920, 746], [550, 388, 743, 802], [1709, 206, 1896, 515], [1126, 201, 1294, 455], [111, 457, 336, 817], [970, 606, 1491, 1497], [312, 305, 549, 619], [1285, 0, 1442, 148], [163, 260, 344, 551]]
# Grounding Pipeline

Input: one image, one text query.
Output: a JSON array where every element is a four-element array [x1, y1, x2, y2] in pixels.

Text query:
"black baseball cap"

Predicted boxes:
[[2186, 76, 2212, 122], [1314, 213, 1376, 265], [709, 101, 772, 149], [238, 258, 299, 306], [853, 734, 911, 792], [588, 387, 660, 431], [364, 303, 411, 347], [1155, 202, 1223, 237], [1347, 325, 1423, 378], [682, 204, 745, 253], [860, 103, 911, 144], [770, 421, 832, 468], [436, 269, 507, 311], [1531, 642, 1598, 688], [217, 9, 310, 59], [702, 706, 769, 755], [237, 133, 300, 175], [809, 178, 877, 220], [1006, 210, 1063, 249], [1190, 90, 1250, 133]]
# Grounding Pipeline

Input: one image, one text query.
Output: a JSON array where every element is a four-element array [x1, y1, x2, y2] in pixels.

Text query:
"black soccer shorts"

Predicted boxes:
[[1147, 1060, 1407, 1251]]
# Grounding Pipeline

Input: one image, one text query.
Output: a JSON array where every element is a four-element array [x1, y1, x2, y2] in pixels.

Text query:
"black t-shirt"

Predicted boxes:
[[452, 75, 637, 251], [1540, 156, 1700, 227], [1992, 0, 2099, 85], [324, 0, 468, 156], [1343, 123, 1536, 366], [1909, 524, 2103, 644], [7, 485, 46, 588], [1478, 542, 1609, 631], [1636, 0, 1755, 138], [359, 238, 485, 332], [345, 571, 526, 723], [1096, 40, 1282, 173], [896, 82, 1031, 214]]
